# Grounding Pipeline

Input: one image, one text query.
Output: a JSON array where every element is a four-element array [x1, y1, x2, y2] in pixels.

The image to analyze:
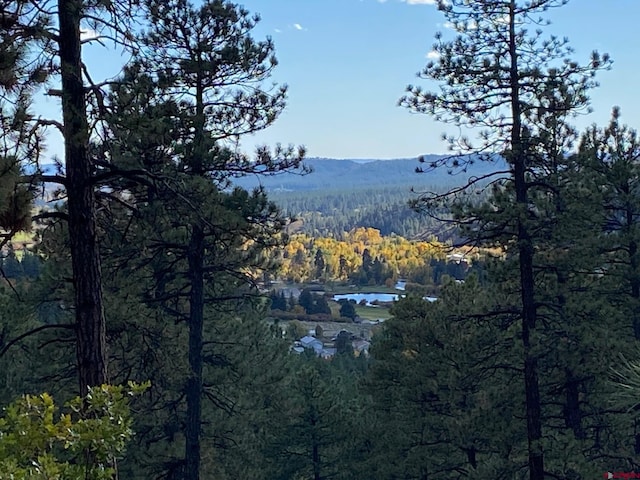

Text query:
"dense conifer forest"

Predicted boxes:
[[2, 1, 640, 479], [272, 187, 448, 239]]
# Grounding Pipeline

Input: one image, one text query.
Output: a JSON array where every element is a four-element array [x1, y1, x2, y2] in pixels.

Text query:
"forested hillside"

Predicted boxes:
[[2, 1, 640, 480], [273, 187, 448, 239], [238, 157, 502, 239]]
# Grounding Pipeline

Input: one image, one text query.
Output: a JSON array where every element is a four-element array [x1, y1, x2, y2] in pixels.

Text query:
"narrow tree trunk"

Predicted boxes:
[[564, 369, 585, 439], [522, 317, 543, 479], [508, 2, 543, 478], [557, 272, 585, 440], [312, 441, 321, 480], [185, 225, 205, 480], [58, 0, 107, 395], [310, 414, 321, 480], [626, 204, 640, 339]]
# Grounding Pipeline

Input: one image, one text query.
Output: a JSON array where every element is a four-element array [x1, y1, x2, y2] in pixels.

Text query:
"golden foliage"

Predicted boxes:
[[278, 227, 446, 282]]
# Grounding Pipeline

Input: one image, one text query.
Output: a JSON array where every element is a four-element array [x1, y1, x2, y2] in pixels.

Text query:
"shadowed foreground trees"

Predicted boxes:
[[366, 279, 522, 479], [3, 0, 304, 477], [400, 1, 611, 478], [4, 1, 640, 479], [367, 273, 639, 477], [94, 1, 304, 478], [0, 0, 144, 395], [577, 109, 640, 339]]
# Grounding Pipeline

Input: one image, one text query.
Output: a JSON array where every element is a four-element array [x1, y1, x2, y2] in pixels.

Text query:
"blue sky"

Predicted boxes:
[[232, 0, 640, 159], [40, 0, 640, 162]]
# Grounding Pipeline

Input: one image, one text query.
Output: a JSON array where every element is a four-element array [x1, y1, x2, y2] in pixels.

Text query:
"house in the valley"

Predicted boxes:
[[352, 339, 371, 357], [300, 335, 324, 355]]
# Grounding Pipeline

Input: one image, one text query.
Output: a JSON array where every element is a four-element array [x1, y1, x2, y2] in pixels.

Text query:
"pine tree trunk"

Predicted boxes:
[[627, 205, 640, 338], [564, 369, 585, 439], [311, 416, 321, 480], [508, 2, 543, 478], [58, 0, 108, 395], [185, 225, 205, 480]]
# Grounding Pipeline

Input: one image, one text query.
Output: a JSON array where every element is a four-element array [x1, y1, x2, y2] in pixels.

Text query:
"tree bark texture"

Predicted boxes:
[[508, 2, 544, 478], [185, 225, 205, 480], [58, 0, 108, 395]]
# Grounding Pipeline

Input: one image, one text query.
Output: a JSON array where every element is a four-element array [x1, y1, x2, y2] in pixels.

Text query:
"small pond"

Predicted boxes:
[[333, 293, 400, 306], [333, 292, 439, 306]]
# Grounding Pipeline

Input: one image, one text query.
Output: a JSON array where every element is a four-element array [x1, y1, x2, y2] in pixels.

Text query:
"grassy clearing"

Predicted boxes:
[[354, 304, 392, 321], [326, 299, 392, 321]]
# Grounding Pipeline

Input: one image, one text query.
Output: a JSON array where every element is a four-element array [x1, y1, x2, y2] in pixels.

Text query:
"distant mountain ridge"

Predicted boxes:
[[234, 154, 506, 192], [36, 154, 506, 194]]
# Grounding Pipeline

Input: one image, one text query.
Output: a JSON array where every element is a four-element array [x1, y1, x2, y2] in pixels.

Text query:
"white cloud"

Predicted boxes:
[[494, 14, 511, 25], [426, 50, 440, 59], [377, 0, 388, 3], [293, 23, 303, 30], [403, 0, 437, 4], [274, 28, 282, 33], [441, 19, 477, 31], [80, 28, 99, 42]]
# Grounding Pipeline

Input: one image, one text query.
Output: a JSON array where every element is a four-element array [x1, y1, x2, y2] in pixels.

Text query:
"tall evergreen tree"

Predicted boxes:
[[0, 0, 139, 395], [97, 1, 304, 477], [400, 1, 610, 478], [366, 278, 523, 479], [299, 288, 315, 315], [314, 249, 326, 280], [264, 357, 358, 480], [578, 108, 640, 338]]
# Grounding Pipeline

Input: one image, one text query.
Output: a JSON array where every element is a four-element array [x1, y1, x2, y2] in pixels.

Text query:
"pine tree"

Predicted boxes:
[[0, 0, 140, 395], [98, 1, 303, 477], [366, 278, 522, 478], [400, 2, 610, 477], [578, 108, 640, 338], [314, 249, 326, 280], [264, 357, 357, 480], [299, 288, 315, 315]]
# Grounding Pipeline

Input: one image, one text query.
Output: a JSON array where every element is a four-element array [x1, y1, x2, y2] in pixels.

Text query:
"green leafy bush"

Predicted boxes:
[[0, 382, 149, 480]]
